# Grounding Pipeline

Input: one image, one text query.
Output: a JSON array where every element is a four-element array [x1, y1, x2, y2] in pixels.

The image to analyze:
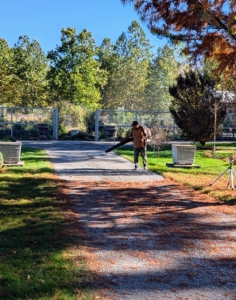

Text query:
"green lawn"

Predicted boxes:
[[115, 142, 236, 203], [0, 147, 92, 300]]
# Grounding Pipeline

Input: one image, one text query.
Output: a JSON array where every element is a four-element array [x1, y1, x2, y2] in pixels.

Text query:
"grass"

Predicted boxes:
[[115, 142, 236, 204], [0, 147, 92, 300]]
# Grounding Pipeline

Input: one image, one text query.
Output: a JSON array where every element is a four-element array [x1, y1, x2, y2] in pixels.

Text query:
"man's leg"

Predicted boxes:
[[134, 147, 139, 169], [140, 147, 148, 169]]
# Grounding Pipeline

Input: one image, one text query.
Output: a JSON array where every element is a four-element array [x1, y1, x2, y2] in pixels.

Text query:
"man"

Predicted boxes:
[[125, 120, 148, 170]]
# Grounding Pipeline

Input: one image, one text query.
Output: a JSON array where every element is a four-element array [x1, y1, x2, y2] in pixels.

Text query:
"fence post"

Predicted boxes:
[[53, 108, 58, 140], [95, 109, 99, 141], [10, 107, 13, 137], [172, 119, 175, 140]]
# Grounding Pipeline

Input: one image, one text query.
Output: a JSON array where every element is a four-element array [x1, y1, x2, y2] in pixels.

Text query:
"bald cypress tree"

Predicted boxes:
[[122, 0, 236, 76]]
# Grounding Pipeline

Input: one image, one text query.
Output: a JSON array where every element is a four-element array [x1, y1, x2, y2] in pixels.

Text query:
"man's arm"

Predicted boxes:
[[140, 126, 148, 142], [121, 129, 133, 141]]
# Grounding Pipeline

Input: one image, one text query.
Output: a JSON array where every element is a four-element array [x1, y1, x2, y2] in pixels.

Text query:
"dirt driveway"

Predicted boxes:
[[23, 141, 236, 300]]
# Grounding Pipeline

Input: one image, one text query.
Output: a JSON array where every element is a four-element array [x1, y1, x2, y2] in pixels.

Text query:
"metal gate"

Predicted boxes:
[[94, 109, 236, 142], [94, 109, 176, 141], [0, 106, 58, 140]]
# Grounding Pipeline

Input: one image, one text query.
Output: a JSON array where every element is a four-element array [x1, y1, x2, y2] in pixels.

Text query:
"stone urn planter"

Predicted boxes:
[[0, 141, 22, 164], [37, 123, 49, 140], [172, 144, 196, 165]]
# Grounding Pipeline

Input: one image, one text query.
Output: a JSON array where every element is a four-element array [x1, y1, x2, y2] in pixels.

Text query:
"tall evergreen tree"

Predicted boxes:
[[169, 71, 227, 146]]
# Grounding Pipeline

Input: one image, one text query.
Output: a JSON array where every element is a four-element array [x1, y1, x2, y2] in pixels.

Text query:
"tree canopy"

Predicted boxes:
[[98, 21, 182, 111], [13, 35, 48, 107], [169, 71, 227, 146], [0, 39, 16, 105], [98, 21, 153, 110], [47, 27, 107, 110], [145, 45, 185, 111], [121, 0, 236, 75], [0, 21, 187, 113], [0, 36, 48, 107]]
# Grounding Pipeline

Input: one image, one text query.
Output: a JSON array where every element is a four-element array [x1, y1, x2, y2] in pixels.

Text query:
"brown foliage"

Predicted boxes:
[[149, 122, 170, 156], [122, 0, 236, 75]]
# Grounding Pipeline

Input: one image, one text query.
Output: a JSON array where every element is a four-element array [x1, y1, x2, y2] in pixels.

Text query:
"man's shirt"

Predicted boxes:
[[131, 126, 146, 148]]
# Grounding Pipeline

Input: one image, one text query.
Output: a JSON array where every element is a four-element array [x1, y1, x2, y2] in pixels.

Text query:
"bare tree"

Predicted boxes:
[[209, 100, 220, 158], [207, 84, 235, 158], [149, 120, 170, 156]]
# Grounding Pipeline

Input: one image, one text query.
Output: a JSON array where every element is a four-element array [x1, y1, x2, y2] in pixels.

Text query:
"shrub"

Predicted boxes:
[[0, 135, 17, 142], [116, 127, 130, 140], [204, 151, 212, 158]]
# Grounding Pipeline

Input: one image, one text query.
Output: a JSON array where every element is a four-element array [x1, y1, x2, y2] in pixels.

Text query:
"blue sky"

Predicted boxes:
[[0, 0, 167, 54]]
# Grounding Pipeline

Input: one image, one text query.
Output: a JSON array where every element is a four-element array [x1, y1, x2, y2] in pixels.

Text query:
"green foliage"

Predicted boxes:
[[98, 24, 191, 112], [0, 125, 11, 139], [116, 127, 130, 140], [13, 124, 41, 140], [58, 102, 87, 131], [59, 131, 94, 141], [0, 22, 192, 119], [169, 71, 227, 146], [0, 135, 16, 142], [145, 45, 188, 111], [0, 39, 17, 106], [84, 111, 96, 135], [98, 21, 153, 110], [84, 111, 106, 139], [58, 123, 68, 135], [0, 36, 49, 107], [47, 27, 107, 110], [12, 35, 49, 107]]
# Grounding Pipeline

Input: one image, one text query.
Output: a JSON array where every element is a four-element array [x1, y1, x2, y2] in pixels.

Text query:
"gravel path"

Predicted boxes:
[[23, 141, 236, 300], [22, 140, 163, 182]]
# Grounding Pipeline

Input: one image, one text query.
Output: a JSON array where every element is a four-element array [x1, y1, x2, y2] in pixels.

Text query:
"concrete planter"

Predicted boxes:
[[0, 142, 22, 164], [172, 144, 196, 165]]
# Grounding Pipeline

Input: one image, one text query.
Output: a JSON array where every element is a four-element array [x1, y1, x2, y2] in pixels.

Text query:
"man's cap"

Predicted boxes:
[[131, 121, 139, 126]]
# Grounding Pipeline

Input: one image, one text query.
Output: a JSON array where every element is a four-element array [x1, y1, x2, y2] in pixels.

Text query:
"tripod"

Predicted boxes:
[[210, 157, 236, 190]]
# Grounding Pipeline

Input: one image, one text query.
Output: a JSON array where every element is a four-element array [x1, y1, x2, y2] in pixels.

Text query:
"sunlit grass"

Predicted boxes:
[[115, 143, 236, 203], [0, 147, 92, 300]]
